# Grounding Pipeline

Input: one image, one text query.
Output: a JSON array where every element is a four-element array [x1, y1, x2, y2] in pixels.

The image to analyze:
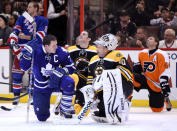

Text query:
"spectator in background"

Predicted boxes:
[[164, 0, 177, 12], [47, 0, 67, 46], [150, 7, 177, 27], [73, 7, 80, 41], [13, 0, 28, 15], [159, 28, 177, 48], [0, 14, 12, 46], [116, 32, 128, 47], [145, 0, 164, 19], [38, 2, 44, 16], [111, 9, 137, 38], [1, 3, 13, 20], [73, 6, 96, 42], [8, 14, 18, 28], [128, 27, 147, 48], [130, 0, 150, 26]]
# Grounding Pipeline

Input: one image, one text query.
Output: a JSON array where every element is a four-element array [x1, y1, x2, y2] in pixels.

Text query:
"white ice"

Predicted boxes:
[[0, 103, 177, 131]]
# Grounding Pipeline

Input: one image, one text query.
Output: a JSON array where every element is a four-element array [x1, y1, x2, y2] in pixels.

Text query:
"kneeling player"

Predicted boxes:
[[77, 34, 133, 124], [20, 35, 75, 121], [133, 36, 172, 112]]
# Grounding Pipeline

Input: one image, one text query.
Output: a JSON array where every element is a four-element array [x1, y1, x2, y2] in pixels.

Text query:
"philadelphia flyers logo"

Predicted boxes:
[[143, 62, 156, 72]]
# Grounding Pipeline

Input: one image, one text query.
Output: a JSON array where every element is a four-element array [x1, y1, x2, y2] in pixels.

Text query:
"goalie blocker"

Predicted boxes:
[[78, 69, 133, 124]]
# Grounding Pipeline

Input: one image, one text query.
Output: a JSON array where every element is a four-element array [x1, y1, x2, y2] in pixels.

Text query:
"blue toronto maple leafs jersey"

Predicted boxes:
[[20, 43, 75, 92], [13, 15, 48, 45]]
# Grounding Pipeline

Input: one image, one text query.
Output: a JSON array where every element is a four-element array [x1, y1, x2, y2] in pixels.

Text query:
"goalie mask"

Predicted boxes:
[[94, 34, 118, 50]]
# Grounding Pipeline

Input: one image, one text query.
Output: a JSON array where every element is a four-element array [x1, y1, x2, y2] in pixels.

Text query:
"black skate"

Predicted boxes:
[[91, 111, 108, 123], [12, 95, 20, 105], [60, 110, 73, 119]]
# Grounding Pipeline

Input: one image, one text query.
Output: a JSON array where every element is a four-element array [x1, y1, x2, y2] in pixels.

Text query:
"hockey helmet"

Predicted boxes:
[[94, 34, 118, 50]]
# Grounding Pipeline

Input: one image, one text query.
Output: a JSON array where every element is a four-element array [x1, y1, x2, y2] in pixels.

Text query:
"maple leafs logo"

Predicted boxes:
[[41, 63, 54, 77]]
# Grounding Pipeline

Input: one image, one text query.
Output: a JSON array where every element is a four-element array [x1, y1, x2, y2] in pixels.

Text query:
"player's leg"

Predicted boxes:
[[54, 74, 79, 115], [12, 56, 24, 105], [91, 90, 107, 122], [33, 89, 53, 121], [92, 69, 131, 124], [59, 76, 75, 118], [133, 73, 149, 92], [74, 75, 87, 114], [148, 89, 164, 112]]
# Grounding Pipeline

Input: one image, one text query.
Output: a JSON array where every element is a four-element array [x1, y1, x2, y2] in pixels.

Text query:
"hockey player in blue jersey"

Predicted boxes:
[[7, 1, 48, 105], [20, 35, 75, 121]]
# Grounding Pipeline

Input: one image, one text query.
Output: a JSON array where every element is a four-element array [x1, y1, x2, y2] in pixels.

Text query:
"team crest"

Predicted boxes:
[[75, 57, 89, 66], [143, 62, 156, 72], [41, 63, 54, 77], [95, 65, 104, 75]]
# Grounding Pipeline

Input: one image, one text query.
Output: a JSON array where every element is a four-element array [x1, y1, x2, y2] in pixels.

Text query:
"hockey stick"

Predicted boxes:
[[0, 92, 28, 101], [76, 85, 94, 123], [0, 92, 29, 111], [22, 11, 36, 123], [53, 92, 62, 115]]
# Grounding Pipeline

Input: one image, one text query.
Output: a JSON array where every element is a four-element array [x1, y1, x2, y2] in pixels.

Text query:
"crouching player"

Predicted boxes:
[[77, 34, 133, 124], [133, 36, 172, 112], [19, 35, 75, 121]]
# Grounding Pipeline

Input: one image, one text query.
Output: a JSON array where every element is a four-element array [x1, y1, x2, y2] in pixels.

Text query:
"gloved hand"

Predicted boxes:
[[133, 62, 142, 74], [7, 32, 22, 56], [160, 76, 170, 97], [49, 67, 67, 89], [21, 45, 33, 60]]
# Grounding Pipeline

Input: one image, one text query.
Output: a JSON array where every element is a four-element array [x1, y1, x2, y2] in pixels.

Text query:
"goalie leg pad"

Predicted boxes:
[[33, 90, 52, 121], [102, 69, 129, 124]]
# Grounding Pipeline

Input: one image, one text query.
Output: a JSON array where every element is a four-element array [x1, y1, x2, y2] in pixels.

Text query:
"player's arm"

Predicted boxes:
[[36, 17, 49, 42], [19, 45, 33, 71], [116, 57, 133, 83], [7, 16, 23, 47]]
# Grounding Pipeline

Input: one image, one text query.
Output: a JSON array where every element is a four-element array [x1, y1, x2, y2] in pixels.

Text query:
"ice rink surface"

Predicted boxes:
[[0, 103, 177, 131]]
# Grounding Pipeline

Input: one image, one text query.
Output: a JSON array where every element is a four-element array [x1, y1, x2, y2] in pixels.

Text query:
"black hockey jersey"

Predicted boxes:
[[87, 50, 133, 97]]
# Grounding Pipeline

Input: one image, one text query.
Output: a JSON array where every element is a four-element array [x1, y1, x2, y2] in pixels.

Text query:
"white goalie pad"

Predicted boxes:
[[101, 69, 129, 124], [92, 75, 103, 91]]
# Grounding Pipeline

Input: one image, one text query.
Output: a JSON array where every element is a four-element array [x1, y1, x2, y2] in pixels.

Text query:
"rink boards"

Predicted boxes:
[[0, 47, 177, 107]]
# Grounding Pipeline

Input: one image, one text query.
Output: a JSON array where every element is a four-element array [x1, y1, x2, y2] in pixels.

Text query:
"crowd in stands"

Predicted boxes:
[[0, 0, 176, 48]]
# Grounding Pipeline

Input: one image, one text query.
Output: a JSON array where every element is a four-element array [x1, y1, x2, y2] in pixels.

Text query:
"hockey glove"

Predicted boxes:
[[21, 45, 33, 60], [7, 32, 23, 58], [49, 67, 67, 89], [160, 76, 170, 97], [133, 62, 143, 74], [7, 32, 18, 48]]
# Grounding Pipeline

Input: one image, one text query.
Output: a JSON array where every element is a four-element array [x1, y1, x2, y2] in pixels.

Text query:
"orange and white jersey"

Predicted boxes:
[[138, 49, 171, 92]]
